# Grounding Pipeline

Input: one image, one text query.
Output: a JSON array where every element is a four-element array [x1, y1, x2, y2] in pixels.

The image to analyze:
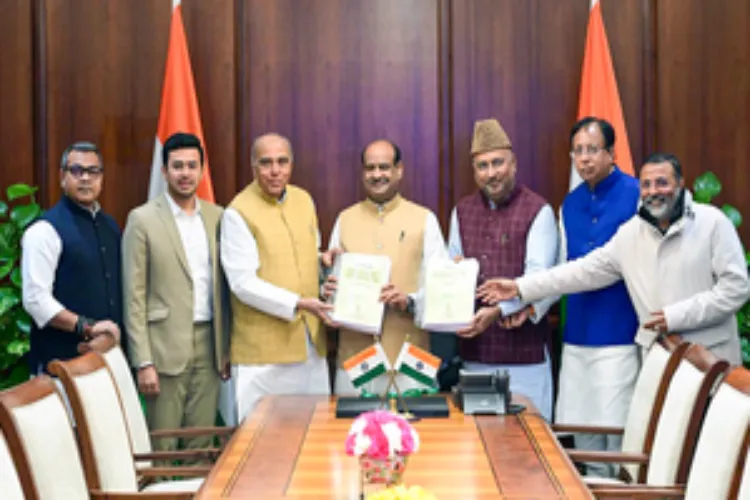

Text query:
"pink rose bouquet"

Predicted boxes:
[[345, 410, 420, 460]]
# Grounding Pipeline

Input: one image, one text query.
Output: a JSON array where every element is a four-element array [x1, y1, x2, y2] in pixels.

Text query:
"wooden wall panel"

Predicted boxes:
[[41, 0, 235, 226], [657, 0, 750, 242], [182, 0, 237, 206], [240, 0, 441, 245], [0, 1, 34, 192], [43, 0, 170, 226]]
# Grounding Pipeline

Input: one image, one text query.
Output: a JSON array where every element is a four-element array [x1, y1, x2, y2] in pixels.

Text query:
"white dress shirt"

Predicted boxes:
[[165, 194, 212, 322], [21, 202, 100, 328], [447, 203, 559, 321], [220, 197, 321, 322]]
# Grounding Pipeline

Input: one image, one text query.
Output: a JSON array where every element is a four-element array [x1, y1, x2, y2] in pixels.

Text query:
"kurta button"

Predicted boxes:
[[101, 246, 106, 253], [592, 217, 598, 224], [109, 299, 115, 306]]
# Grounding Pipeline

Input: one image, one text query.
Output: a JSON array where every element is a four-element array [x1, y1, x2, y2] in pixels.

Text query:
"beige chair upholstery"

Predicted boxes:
[[683, 374, 750, 499], [0, 432, 26, 500], [0, 377, 90, 500], [589, 365, 749, 499], [560, 339, 690, 483], [646, 348, 728, 485], [48, 353, 204, 495], [100, 345, 154, 469]]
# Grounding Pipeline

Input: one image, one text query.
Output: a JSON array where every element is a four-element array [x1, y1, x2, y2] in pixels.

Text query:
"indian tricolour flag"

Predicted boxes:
[[343, 344, 391, 389], [395, 343, 441, 388]]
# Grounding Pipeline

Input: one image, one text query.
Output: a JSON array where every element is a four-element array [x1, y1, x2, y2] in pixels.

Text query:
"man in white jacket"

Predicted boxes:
[[477, 153, 749, 365]]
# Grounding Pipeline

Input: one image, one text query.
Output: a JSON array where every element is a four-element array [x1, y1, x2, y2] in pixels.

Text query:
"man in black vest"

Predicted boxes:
[[22, 141, 123, 374]]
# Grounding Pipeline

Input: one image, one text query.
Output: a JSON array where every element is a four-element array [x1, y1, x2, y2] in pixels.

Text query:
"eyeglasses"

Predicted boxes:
[[570, 145, 606, 158], [65, 164, 104, 178]]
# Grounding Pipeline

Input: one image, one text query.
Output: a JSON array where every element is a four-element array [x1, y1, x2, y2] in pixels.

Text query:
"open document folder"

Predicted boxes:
[[330, 253, 391, 335], [419, 257, 479, 332]]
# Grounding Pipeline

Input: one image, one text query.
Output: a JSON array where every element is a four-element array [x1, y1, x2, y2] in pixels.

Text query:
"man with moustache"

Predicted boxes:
[[22, 141, 122, 375], [327, 139, 448, 395], [557, 117, 640, 477], [220, 133, 335, 421], [478, 152, 749, 366], [122, 132, 230, 454], [447, 119, 559, 421]]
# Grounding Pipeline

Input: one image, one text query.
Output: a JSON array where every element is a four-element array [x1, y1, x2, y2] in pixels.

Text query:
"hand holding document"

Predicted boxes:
[[331, 253, 392, 335], [420, 257, 479, 332]]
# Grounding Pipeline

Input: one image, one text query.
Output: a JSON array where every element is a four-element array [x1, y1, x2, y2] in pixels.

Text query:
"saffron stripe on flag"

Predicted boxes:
[[406, 344, 441, 369], [352, 363, 387, 388], [399, 364, 434, 387], [342, 345, 379, 371]]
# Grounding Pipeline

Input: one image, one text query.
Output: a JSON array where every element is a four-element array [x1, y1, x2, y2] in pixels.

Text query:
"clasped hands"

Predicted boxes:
[[456, 277, 529, 338]]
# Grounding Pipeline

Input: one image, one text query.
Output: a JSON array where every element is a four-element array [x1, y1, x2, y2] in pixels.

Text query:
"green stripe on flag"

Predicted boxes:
[[399, 364, 433, 387], [352, 363, 387, 388]]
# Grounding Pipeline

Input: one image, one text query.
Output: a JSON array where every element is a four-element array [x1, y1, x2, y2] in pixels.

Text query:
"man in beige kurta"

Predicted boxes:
[[328, 140, 448, 394]]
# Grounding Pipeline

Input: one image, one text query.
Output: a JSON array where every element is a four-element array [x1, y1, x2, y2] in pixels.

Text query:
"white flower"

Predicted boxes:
[[353, 432, 372, 456], [380, 422, 403, 457]]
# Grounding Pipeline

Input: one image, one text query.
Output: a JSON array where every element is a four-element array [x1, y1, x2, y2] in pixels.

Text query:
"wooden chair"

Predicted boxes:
[[571, 344, 730, 490], [0, 375, 192, 499], [48, 352, 208, 495], [554, 336, 690, 482], [81, 334, 232, 469], [590, 365, 750, 499]]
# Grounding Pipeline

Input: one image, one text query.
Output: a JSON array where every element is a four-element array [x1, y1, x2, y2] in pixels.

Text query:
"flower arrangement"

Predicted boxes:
[[345, 410, 420, 460], [345, 410, 420, 485]]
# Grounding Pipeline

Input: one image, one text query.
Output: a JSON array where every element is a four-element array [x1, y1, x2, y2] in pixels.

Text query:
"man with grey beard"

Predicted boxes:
[[477, 152, 749, 365]]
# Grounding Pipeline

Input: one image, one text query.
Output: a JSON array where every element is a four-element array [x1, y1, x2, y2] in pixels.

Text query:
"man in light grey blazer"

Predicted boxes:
[[123, 132, 230, 455]]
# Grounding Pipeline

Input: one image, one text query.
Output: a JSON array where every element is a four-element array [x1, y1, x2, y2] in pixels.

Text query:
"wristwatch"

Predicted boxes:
[[74, 316, 95, 338], [406, 296, 416, 315]]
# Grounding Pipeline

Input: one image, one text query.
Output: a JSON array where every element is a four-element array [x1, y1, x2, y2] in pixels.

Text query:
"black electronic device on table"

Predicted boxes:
[[452, 369, 525, 415]]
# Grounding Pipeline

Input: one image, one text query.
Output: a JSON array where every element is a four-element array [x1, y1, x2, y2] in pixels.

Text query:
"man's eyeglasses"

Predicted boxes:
[[570, 145, 606, 158], [473, 158, 506, 170], [65, 164, 104, 178]]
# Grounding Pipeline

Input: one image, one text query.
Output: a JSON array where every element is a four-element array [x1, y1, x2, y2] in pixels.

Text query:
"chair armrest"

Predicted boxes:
[[566, 450, 649, 464], [588, 485, 685, 498], [134, 449, 221, 462], [149, 426, 235, 439], [90, 491, 194, 500], [552, 424, 625, 435], [137, 465, 212, 477]]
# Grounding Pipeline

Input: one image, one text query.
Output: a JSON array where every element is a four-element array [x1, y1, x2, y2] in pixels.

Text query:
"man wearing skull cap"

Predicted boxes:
[[447, 118, 559, 421]]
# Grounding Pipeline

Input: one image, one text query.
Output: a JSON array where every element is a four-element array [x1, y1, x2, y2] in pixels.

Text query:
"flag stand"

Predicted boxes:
[[379, 369, 416, 421]]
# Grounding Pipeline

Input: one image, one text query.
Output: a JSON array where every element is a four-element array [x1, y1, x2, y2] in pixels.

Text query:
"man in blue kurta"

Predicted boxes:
[[558, 117, 640, 477]]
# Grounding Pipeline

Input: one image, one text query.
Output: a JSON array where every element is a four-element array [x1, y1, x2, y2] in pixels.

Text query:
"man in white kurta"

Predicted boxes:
[[220, 133, 336, 422], [478, 153, 749, 366]]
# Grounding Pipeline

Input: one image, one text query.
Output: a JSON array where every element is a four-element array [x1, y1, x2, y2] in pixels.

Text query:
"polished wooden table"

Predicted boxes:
[[196, 396, 593, 499]]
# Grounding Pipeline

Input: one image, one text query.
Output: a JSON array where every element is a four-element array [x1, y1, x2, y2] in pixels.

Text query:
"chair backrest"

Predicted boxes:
[[49, 352, 140, 493], [85, 333, 153, 467], [620, 338, 690, 481], [0, 376, 89, 500], [646, 344, 730, 486], [685, 366, 750, 500], [0, 431, 25, 500]]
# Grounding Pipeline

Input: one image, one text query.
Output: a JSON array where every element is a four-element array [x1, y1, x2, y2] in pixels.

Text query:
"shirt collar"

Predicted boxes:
[[588, 165, 621, 196], [165, 192, 201, 216], [363, 193, 402, 216], [63, 195, 101, 218]]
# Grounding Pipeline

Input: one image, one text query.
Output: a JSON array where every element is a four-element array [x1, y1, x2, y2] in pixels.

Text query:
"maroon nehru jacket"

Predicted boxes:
[[456, 185, 552, 364]]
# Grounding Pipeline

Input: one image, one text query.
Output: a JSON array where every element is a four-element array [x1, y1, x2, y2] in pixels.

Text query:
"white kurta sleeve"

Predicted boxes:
[[447, 207, 463, 260], [21, 221, 65, 328], [523, 204, 560, 323], [663, 215, 750, 331], [220, 208, 300, 321], [518, 231, 623, 303]]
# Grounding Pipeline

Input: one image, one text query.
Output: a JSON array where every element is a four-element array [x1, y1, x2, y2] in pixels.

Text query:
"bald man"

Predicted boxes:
[[220, 133, 336, 421], [327, 140, 448, 395]]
